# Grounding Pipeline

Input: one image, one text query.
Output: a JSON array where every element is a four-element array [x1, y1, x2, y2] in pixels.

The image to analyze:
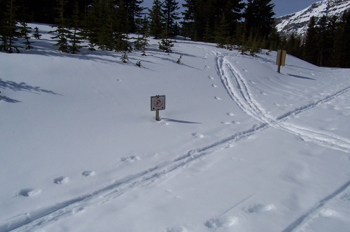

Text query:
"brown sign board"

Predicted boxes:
[[276, 50, 287, 66]]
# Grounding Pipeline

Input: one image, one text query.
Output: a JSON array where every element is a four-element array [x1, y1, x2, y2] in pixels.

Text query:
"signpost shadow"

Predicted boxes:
[[162, 118, 202, 124]]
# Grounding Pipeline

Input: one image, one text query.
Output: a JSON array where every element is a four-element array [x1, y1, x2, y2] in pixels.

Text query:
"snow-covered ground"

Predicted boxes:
[[1, 24, 350, 232]]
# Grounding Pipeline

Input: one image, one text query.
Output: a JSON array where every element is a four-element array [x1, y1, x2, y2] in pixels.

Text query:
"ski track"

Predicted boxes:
[[215, 53, 350, 154], [1, 50, 350, 232], [214, 52, 350, 232]]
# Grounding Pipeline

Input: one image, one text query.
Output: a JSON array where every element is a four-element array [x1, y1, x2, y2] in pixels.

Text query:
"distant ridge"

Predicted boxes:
[[275, 0, 350, 37]]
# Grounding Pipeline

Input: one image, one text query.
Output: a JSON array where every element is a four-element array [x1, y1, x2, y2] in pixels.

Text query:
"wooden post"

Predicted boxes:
[[156, 109, 160, 121], [276, 50, 287, 73]]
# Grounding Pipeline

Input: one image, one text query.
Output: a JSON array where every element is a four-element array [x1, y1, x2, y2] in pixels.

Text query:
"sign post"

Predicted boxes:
[[276, 50, 287, 73], [150, 95, 166, 121]]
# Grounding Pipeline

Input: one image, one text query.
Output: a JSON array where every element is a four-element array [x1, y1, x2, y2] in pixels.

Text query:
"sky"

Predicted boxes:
[[271, 0, 320, 17], [142, 0, 321, 18]]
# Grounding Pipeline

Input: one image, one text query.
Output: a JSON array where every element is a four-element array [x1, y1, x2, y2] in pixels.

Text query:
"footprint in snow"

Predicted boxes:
[[164, 226, 189, 232], [318, 208, 337, 218], [205, 216, 238, 228], [54, 176, 69, 184], [227, 112, 235, 116], [192, 133, 204, 138], [212, 84, 218, 88], [121, 156, 141, 163], [215, 96, 221, 100], [340, 192, 350, 202], [17, 188, 41, 197], [208, 76, 215, 80], [222, 121, 237, 125], [243, 204, 275, 213], [205, 65, 210, 69], [82, 170, 95, 177]]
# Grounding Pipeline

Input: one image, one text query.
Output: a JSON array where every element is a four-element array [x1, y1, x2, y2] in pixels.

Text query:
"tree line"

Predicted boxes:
[[276, 11, 350, 68], [1, 0, 349, 68]]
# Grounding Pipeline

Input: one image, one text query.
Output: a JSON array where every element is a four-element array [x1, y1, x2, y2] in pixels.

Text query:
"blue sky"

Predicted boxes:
[[142, 0, 320, 18]]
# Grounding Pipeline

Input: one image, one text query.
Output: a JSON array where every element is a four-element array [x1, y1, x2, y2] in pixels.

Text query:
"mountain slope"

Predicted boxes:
[[276, 0, 350, 36]]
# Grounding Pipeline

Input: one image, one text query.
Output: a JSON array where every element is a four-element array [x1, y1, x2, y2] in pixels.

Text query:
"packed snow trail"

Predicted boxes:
[[282, 179, 350, 232], [1, 67, 350, 231], [215, 52, 350, 154]]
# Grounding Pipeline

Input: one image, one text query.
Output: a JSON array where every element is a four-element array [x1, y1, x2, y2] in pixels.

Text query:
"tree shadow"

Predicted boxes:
[[0, 78, 61, 103], [1, 96, 21, 103]]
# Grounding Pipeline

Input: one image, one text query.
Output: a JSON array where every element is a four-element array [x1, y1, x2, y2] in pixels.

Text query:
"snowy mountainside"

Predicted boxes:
[[1, 23, 350, 232], [275, 0, 350, 36]]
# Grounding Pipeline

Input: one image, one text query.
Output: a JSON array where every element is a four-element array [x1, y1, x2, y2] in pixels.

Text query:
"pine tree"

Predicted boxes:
[[215, 13, 229, 48], [18, 0, 33, 50], [114, 0, 131, 52], [149, 0, 164, 39], [244, 0, 275, 40], [161, 0, 180, 36], [203, 19, 211, 42], [181, 0, 244, 41], [316, 16, 328, 66], [49, 0, 71, 53], [304, 16, 318, 64], [0, 0, 22, 53], [33, 27, 42, 39], [68, 1, 85, 54], [123, 0, 145, 33], [181, 0, 195, 38], [97, 0, 116, 51], [339, 10, 350, 67], [330, 17, 343, 67], [19, 21, 33, 50], [158, 25, 174, 53]]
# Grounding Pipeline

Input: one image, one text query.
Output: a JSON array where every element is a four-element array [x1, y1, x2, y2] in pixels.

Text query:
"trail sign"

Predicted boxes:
[[276, 50, 287, 73], [151, 95, 166, 111], [151, 95, 166, 121]]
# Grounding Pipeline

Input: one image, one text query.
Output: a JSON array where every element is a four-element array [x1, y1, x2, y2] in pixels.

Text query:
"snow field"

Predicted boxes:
[[1, 23, 350, 232]]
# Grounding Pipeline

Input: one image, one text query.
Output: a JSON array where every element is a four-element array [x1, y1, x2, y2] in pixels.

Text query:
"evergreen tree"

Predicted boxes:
[[149, 0, 164, 39], [161, 0, 180, 36], [330, 17, 343, 67], [181, 0, 195, 38], [267, 22, 281, 51], [97, 0, 117, 51], [134, 16, 149, 54], [123, 0, 144, 33], [19, 21, 33, 50], [159, 37, 174, 53], [203, 19, 211, 42], [316, 16, 328, 66], [304, 16, 318, 64], [68, 1, 85, 53], [33, 26, 42, 39], [215, 13, 229, 48], [49, 0, 71, 53], [181, 0, 244, 41], [114, 0, 131, 52], [340, 10, 350, 67], [0, 0, 22, 53], [17, 0, 33, 50], [244, 0, 275, 39]]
